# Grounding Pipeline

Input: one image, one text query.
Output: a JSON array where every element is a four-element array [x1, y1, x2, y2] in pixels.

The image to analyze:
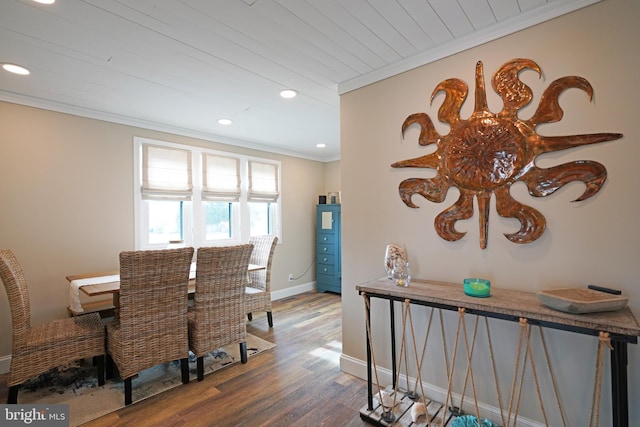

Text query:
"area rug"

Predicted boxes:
[[16, 334, 274, 426]]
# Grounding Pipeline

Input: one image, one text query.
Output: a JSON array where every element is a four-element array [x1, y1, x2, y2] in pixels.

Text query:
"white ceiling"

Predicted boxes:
[[0, 0, 600, 161]]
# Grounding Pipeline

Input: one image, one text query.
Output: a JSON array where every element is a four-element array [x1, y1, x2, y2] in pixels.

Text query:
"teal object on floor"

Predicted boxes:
[[451, 415, 498, 427]]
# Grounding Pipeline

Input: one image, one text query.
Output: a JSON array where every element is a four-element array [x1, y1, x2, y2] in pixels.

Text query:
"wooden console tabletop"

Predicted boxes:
[[357, 277, 640, 427], [357, 278, 640, 339]]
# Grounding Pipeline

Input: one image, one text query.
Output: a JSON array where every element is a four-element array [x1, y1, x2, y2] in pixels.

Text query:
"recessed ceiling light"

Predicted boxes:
[[1, 63, 30, 75], [280, 89, 297, 99], [33, 0, 55, 4], [218, 118, 233, 125], [316, 143, 326, 148]]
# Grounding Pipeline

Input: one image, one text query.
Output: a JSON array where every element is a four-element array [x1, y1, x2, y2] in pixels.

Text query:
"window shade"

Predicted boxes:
[[142, 144, 193, 200], [202, 154, 241, 202], [248, 161, 279, 202]]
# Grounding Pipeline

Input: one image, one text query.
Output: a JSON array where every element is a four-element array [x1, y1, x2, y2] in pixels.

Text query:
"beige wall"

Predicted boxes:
[[0, 101, 324, 357], [340, 0, 640, 424], [323, 160, 341, 196]]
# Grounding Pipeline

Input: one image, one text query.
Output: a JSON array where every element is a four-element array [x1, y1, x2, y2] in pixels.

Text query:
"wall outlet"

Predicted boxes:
[[288, 273, 294, 281]]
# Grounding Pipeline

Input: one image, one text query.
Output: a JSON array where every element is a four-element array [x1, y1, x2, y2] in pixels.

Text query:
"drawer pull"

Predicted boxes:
[[323, 247, 327, 251]]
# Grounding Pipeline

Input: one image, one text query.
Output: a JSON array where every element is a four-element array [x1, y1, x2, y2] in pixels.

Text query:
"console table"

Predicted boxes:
[[357, 278, 640, 427]]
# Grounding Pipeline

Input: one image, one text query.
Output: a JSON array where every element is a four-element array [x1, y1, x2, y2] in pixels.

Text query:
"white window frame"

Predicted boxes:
[[134, 136, 281, 249]]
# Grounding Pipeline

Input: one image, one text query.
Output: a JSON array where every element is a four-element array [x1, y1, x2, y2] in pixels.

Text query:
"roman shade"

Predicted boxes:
[[202, 154, 241, 202], [247, 161, 279, 202], [142, 144, 193, 200]]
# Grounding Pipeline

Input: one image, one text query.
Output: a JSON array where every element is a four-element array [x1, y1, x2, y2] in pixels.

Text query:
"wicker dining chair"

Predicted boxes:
[[188, 244, 253, 381], [0, 249, 105, 404], [106, 247, 194, 405], [245, 235, 278, 327]]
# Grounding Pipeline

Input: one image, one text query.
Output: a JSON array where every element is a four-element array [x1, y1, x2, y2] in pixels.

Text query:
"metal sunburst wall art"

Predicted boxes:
[[392, 58, 623, 249]]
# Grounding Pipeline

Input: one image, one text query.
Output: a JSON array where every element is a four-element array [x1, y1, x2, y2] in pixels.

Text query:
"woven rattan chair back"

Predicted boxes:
[[106, 247, 194, 405], [0, 250, 31, 345], [0, 249, 105, 404], [188, 244, 253, 381], [246, 235, 278, 327]]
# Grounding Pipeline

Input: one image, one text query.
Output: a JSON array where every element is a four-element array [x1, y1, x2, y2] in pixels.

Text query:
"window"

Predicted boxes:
[[134, 137, 281, 249], [247, 160, 279, 238]]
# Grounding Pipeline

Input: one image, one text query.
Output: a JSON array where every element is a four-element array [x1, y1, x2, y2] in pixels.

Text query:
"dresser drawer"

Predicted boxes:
[[316, 274, 340, 286], [317, 243, 336, 255], [317, 233, 337, 245], [317, 253, 335, 266], [317, 272, 340, 286], [317, 264, 335, 276]]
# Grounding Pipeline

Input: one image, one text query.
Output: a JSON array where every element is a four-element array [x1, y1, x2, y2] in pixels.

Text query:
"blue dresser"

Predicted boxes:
[[316, 204, 341, 294]]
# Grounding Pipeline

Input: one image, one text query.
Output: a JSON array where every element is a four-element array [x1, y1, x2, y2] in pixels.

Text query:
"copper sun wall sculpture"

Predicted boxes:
[[392, 58, 622, 249]]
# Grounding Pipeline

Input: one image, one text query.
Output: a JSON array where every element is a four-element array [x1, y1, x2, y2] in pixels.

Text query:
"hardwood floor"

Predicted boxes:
[[1, 291, 372, 427]]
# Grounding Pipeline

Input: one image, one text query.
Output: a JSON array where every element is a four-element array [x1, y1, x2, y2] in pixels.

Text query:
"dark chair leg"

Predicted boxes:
[[124, 377, 132, 405], [247, 313, 253, 321], [240, 342, 247, 364], [105, 353, 115, 379], [197, 356, 204, 382], [7, 385, 19, 404], [267, 311, 273, 327], [96, 354, 105, 386], [181, 358, 189, 384]]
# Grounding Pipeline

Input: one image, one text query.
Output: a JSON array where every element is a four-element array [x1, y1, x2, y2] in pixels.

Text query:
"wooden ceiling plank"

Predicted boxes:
[[179, 0, 356, 84], [272, 0, 385, 70], [262, 0, 373, 74], [427, 0, 475, 38], [458, 0, 497, 30], [398, 0, 453, 45], [84, 0, 339, 106], [366, 0, 433, 52], [519, 0, 549, 12], [306, 0, 402, 65], [487, 0, 522, 21], [0, 0, 125, 62], [339, 0, 420, 58]]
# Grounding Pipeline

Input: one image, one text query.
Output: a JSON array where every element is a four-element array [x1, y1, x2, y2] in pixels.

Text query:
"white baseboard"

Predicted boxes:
[[271, 281, 316, 301], [339, 354, 545, 427]]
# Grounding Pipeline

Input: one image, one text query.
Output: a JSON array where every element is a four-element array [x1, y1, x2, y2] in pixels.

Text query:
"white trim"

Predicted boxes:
[[271, 281, 316, 301]]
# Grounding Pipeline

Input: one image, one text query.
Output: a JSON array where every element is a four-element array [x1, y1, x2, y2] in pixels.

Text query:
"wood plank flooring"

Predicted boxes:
[[0, 291, 372, 427]]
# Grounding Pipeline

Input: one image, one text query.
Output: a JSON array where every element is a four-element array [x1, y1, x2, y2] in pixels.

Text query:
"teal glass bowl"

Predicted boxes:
[[464, 278, 491, 298], [452, 415, 498, 427]]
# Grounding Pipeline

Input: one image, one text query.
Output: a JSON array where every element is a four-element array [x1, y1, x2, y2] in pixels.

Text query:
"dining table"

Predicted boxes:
[[67, 262, 266, 315]]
